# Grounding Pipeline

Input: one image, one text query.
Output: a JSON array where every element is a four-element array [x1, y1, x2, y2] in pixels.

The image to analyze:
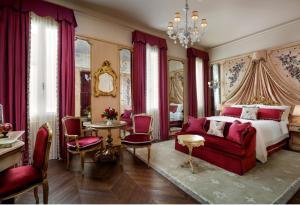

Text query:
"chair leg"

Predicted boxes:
[[147, 145, 151, 168], [80, 152, 85, 175], [34, 187, 39, 204], [42, 180, 49, 204], [66, 151, 70, 169]]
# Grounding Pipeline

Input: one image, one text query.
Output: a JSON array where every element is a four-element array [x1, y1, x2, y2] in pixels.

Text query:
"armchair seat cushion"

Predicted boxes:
[[0, 165, 43, 198], [67, 136, 102, 150], [121, 134, 152, 145]]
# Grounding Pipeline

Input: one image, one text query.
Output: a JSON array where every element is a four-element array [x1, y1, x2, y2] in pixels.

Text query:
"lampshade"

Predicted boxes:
[[292, 105, 300, 116]]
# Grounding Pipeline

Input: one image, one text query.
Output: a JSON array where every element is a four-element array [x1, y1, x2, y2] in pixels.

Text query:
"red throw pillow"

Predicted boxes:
[[122, 109, 132, 119], [227, 120, 251, 144], [222, 107, 242, 118], [257, 108, 283, 121], [169, 105, 177, 113], [185, 116, 206, 133]]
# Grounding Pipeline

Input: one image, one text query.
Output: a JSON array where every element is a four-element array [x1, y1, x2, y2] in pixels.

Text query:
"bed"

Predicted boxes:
[[207, 115, 289, 163], [169, 103, 184, 128]]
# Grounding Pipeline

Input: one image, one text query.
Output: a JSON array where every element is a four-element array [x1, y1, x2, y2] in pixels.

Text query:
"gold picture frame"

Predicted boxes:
[[94, 60, 117, 97]]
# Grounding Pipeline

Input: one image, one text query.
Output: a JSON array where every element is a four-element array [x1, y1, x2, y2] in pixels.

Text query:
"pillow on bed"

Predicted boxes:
[[227, 120, 252, 144], [186, 116, 206, 133], [240, 107, 259, 120], [258, 105, 290, 122], [222, 107, 242, 117], [207, 120, 226, 137], [257, 108, 283, 121], [169, 105, 177, 113]]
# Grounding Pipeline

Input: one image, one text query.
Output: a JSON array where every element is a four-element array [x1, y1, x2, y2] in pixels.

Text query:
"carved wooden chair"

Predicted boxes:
[[121, 114, 153, 167], [0, 123, 52, 203], [62, 116, 103, 174]]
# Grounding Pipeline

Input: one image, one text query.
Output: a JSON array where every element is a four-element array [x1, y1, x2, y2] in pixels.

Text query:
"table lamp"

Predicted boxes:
[[292, 105, 300, 123]]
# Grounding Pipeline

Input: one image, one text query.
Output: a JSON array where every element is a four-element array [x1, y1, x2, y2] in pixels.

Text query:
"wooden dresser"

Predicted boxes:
[[289, 123, 300, 152]]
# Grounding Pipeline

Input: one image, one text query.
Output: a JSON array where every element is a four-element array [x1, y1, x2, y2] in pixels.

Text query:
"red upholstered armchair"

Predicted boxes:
[[121, 114, 153, 167], [0, 123, 52, 203], [62, 116, 103, 174]]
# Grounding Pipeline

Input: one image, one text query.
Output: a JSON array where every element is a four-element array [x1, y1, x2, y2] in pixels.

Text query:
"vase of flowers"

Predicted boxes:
[[101, 107, 118, 125], [0, 123, 13, 138]]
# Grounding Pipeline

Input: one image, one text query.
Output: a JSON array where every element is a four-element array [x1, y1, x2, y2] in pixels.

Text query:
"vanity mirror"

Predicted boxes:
[[94, 60, 118, 97]]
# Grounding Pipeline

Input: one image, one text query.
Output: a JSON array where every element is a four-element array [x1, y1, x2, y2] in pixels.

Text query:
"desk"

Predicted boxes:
[[0, 131, 25, 172], [86, 121, 127, 162]]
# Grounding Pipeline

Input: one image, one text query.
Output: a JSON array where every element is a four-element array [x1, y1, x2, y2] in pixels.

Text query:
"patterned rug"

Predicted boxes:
[[132, 140, 300, 204]]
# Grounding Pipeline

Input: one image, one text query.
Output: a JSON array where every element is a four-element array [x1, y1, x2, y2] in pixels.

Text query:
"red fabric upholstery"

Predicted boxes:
[[32, 127, 49, 169], [175, 119, 256, 175], [227, 121, 252, 144], [67, 136, 102, 150], [121, 134, 151, 145], [222, 107, 242, 117], [122, 109, 132, 119], [257, 108, 283, 121], [134, 115, 152, 133], [0, 165, 43, 198], [186, 116, 206, 133], [64, 118, 81, 136]]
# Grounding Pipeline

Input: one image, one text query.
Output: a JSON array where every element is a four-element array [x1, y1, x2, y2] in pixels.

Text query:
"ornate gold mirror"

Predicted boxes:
[[94, 60, 117, 97]]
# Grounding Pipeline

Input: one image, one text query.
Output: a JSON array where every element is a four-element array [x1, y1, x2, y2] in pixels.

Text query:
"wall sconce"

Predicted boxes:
[[208, 80, 220, 89]]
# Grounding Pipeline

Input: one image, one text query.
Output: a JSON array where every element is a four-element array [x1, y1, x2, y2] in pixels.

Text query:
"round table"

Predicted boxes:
[[86, 121, 127, 162], [178, 134, 205, 173]]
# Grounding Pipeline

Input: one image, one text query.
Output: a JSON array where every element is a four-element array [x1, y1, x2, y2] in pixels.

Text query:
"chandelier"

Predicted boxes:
[[167, 0, 207, 48]]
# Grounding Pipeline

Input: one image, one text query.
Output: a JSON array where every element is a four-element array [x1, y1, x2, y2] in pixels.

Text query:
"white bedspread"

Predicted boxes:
[[170, 112, 184, 121], [207, 116, 289, 163]]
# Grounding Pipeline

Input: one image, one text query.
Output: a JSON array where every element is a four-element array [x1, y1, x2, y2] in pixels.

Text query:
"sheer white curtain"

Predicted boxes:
[[146, 44, 160, 140], [196, 57, 204, 117], [29, 13, 59, 160]]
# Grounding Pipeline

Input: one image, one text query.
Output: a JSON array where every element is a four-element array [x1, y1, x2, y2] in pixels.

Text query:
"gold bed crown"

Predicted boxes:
[[245, 96, 279, 105]]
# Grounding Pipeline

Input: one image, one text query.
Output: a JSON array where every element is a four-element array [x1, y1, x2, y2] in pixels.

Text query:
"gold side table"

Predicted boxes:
[[178, 134, 205, 173]]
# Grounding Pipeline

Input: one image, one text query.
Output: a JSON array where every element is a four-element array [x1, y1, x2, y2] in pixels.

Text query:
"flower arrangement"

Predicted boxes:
[[101, 107, 118, 121], [0, 123, 13, 138]]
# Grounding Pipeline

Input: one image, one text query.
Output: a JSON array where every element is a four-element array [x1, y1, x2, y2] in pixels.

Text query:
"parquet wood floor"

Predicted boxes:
[[15, 149, 300, 204]]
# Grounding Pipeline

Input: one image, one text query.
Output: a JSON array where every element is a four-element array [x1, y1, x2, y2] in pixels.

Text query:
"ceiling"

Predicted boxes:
[[67, 0, 300, 48]]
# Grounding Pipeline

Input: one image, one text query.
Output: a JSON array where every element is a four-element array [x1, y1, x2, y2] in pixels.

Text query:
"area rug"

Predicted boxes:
[[131, 140, 300, 204]]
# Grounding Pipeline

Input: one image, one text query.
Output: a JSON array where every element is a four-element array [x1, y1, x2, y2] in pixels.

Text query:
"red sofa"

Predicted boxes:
[[175, 120, 256, 175]]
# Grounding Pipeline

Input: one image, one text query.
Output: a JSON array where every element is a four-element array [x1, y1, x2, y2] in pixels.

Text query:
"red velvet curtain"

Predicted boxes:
[[58, 21, 76, 159], [0, 0, 77, 160], [0, 6, 29, 164], [132, 30, 169, 140], [187, 48, 210, 117]]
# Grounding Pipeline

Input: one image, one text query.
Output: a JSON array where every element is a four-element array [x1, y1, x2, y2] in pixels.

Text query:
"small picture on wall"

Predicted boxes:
[[0, 104, 3, 124]]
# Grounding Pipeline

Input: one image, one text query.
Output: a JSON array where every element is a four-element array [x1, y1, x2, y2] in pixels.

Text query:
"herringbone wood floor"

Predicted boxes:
[[15, 149, 300, 204]]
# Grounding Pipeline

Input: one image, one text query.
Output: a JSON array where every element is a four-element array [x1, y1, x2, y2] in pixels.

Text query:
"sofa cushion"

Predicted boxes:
[[222, 107, 242, 117], [0, 165, 43, 198], [207, 120, 226, 137], [186, 116, 206, 133], [203, 134, 247, 157], [169, 105, 177, 113], [257, 108, 283, 121], [227, 121, 252, 144]]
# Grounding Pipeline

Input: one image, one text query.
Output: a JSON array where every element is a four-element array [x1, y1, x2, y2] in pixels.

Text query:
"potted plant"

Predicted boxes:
[[101, 107, 118, 125]]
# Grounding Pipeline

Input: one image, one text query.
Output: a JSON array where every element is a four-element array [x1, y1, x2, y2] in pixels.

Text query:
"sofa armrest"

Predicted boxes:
[[181, 123, 189, 132], [242, 127, 256, 148]]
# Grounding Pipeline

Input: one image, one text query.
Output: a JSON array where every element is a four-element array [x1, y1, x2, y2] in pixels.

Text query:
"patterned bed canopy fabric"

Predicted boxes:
[[223, 45, 300, 106]]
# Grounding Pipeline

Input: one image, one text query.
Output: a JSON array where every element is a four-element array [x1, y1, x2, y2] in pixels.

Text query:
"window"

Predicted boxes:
[[211, 64, 221, 115], [196, 58, 204, 117], [29, 13, 59, 160], [119, 48, 132, 113], [146, 44, 160, 140]]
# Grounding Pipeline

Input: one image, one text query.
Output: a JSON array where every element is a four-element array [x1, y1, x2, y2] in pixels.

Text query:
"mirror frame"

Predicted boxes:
[[94, 60, 118, 97]]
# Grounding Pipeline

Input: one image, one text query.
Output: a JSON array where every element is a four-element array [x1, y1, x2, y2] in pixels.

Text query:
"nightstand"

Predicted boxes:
[[289, 123, 300, 152]]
